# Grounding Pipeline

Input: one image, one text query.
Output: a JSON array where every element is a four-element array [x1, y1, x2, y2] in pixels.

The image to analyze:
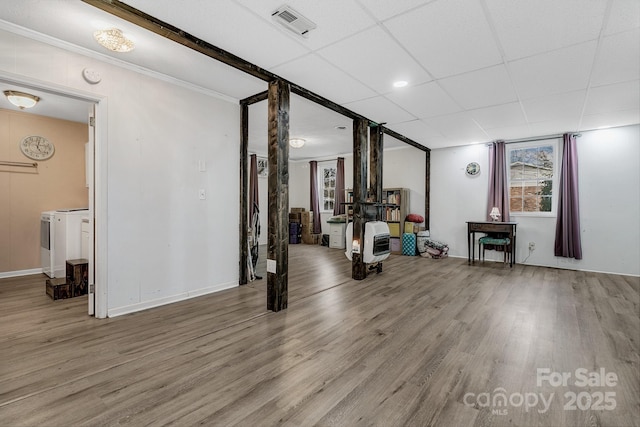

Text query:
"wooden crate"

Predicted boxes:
[[66, 259, 88, 297], [46, 278, 72, 300]]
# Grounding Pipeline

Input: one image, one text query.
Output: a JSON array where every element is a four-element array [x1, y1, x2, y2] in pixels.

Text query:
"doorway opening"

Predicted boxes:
[[0, 75, 105, 318]]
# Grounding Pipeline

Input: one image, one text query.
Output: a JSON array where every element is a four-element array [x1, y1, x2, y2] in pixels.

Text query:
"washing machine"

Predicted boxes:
[[40, 211, 56, 278]]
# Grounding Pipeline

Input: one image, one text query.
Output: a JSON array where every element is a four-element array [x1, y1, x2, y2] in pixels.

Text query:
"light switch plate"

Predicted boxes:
[[198, 189, 206, 200]]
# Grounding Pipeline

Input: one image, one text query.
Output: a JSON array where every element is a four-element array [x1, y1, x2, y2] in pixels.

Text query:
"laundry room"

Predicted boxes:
[[0, 106, 89, 279]]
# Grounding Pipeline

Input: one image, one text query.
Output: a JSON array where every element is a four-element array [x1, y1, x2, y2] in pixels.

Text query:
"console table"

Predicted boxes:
[[467, 221, 517, 267]]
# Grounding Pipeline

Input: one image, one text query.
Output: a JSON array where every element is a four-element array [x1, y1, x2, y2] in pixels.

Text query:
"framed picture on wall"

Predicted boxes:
[[257, 157, 268, 178]]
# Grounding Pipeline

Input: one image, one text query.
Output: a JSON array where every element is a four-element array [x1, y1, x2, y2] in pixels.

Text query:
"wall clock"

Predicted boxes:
[[20, 135, 55, 160], [466, 162, 480, 176]]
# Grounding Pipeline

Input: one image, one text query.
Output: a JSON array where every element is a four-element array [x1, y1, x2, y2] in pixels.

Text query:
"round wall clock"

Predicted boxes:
[[20, 135, 55, 160], [466, 162, 480, 176]]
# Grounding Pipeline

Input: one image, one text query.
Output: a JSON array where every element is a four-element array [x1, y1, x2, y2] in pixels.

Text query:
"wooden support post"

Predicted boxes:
[[267, 80, 290, 311], [369, 125, 383, 204], [425, 149, 431, 230], [352, 118, 368, 281], [239, 102, 249, 285]]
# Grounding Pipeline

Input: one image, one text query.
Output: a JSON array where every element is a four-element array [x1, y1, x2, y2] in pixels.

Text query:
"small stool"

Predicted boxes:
[[478, 236, 511, 264]]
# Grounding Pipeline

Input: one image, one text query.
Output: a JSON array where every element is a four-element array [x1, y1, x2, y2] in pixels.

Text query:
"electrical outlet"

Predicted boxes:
[[529, 242, 535, 251]]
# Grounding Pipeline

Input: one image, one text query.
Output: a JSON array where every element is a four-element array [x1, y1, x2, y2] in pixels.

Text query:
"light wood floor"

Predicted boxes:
[[1, 245, 638, 427]]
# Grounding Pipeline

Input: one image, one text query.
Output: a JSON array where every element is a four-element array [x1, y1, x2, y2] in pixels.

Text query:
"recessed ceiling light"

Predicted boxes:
[[94, 28, 135, 53], [393, 80, 408, 88]]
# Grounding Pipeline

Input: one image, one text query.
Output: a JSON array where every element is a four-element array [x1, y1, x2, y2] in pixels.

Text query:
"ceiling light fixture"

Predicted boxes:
[[393, 80, 408, 88], [289, 138, 306, 148], [334, 125, 347, 130], [93, 28, 135, 53], [3, 90, 40, 109]]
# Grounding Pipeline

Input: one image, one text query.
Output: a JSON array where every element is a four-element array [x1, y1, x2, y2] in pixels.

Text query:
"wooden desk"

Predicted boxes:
[[467, 221, 517, 267]]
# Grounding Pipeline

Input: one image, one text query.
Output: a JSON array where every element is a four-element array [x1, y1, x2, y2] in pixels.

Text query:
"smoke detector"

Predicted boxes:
[[272, 5, 317, 38]]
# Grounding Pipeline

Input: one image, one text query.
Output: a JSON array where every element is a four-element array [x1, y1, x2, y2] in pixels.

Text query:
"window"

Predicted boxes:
[[319, 163, 336, 212], [507, 141, 558, 215]]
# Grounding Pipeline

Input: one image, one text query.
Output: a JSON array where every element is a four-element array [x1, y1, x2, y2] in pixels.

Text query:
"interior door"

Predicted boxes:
[[87, 104, 96, 316]]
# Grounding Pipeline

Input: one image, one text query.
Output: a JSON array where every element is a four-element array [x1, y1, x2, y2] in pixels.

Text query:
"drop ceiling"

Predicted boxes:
[[0, 0, 638, 159]]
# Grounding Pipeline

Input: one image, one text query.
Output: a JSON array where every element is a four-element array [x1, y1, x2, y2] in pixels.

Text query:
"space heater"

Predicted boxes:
[[345, 221, 391, 264]]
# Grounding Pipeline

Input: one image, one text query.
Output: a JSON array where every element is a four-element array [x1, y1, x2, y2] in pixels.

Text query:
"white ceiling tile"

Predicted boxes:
[[528, 119, 580, 136], [422, 111, 490, 143], [484, 124, 533, 141], [384, 0, 502, 78], [438, 65, 518, 110], [604, 0, 640, 35], [584, 80, 640, 115], [385, 119, 445, 146], [469, 102, 527, 129], [522, 90, 586, 123], [384, 81, 462, 119], [344, 95, 416, 125], [271, 53, 377, 104], [317, 26, 431, 92], [127, 0, 310, 70], [580, 109, 640, 131], [590, 29, 640, 87], [509, 41, 597, 100], [233, 0, 377, 51], [356, 0, 434, 22], [486, 0, 607, 60]]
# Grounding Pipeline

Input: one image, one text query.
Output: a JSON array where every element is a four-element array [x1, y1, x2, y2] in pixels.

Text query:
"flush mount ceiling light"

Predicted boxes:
[[289, 138, 306, 148], [393, 80, 409, 88], [3, 90, 40, 109], [93, 28, 134, 52]]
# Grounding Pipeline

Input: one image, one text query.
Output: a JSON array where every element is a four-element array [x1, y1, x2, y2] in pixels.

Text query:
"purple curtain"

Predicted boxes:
[[487, 140, 510, 222], [554, 134, 582, 259], [309, 161, 322, 234], [333, 157, 345, 216]]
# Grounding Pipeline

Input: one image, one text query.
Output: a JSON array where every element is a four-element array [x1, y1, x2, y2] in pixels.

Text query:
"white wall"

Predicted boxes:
[[382, 147, 427, 221], [431, 125, 640, 276], [0, 29, 241, 315]]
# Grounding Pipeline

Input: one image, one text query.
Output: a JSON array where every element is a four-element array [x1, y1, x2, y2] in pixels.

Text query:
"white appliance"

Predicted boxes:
[[345, 221, 391, 263], [53, 208, 88, 278], [40, 211, 56, 278]]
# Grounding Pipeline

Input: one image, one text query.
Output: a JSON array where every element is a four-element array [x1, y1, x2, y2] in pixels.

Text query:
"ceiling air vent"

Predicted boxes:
[[272, 5, 317, 38]]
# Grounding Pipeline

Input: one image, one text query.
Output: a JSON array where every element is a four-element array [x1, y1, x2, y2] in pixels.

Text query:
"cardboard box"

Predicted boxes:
[[302, 233, 321, 244], [300, 211, 312, 225], [289, 213, 301, 222], [290, 207, 305, 213]]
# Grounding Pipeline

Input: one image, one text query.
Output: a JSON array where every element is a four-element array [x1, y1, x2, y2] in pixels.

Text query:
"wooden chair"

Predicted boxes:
[[478, 236, 511, 264]]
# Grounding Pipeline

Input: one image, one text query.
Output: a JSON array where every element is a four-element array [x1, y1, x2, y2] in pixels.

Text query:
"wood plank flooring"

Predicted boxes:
[[0, 245, 638, 426]]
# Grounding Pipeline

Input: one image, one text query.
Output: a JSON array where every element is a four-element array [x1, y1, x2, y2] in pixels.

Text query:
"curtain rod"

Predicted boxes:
[[500, 133, 581, 145], [0, 160, 38, 168]]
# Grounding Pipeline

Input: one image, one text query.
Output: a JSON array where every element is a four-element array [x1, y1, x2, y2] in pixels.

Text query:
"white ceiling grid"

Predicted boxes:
[[0, 0, 637, 158]]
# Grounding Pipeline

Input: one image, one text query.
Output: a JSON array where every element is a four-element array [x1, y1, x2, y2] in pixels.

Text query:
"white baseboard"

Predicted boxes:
[[107, 281, 238, 318], [0, 268, 44, 279]]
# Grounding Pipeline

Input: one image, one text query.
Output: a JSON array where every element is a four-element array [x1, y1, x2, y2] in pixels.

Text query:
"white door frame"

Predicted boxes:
[[0, 72, 108, 318]]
